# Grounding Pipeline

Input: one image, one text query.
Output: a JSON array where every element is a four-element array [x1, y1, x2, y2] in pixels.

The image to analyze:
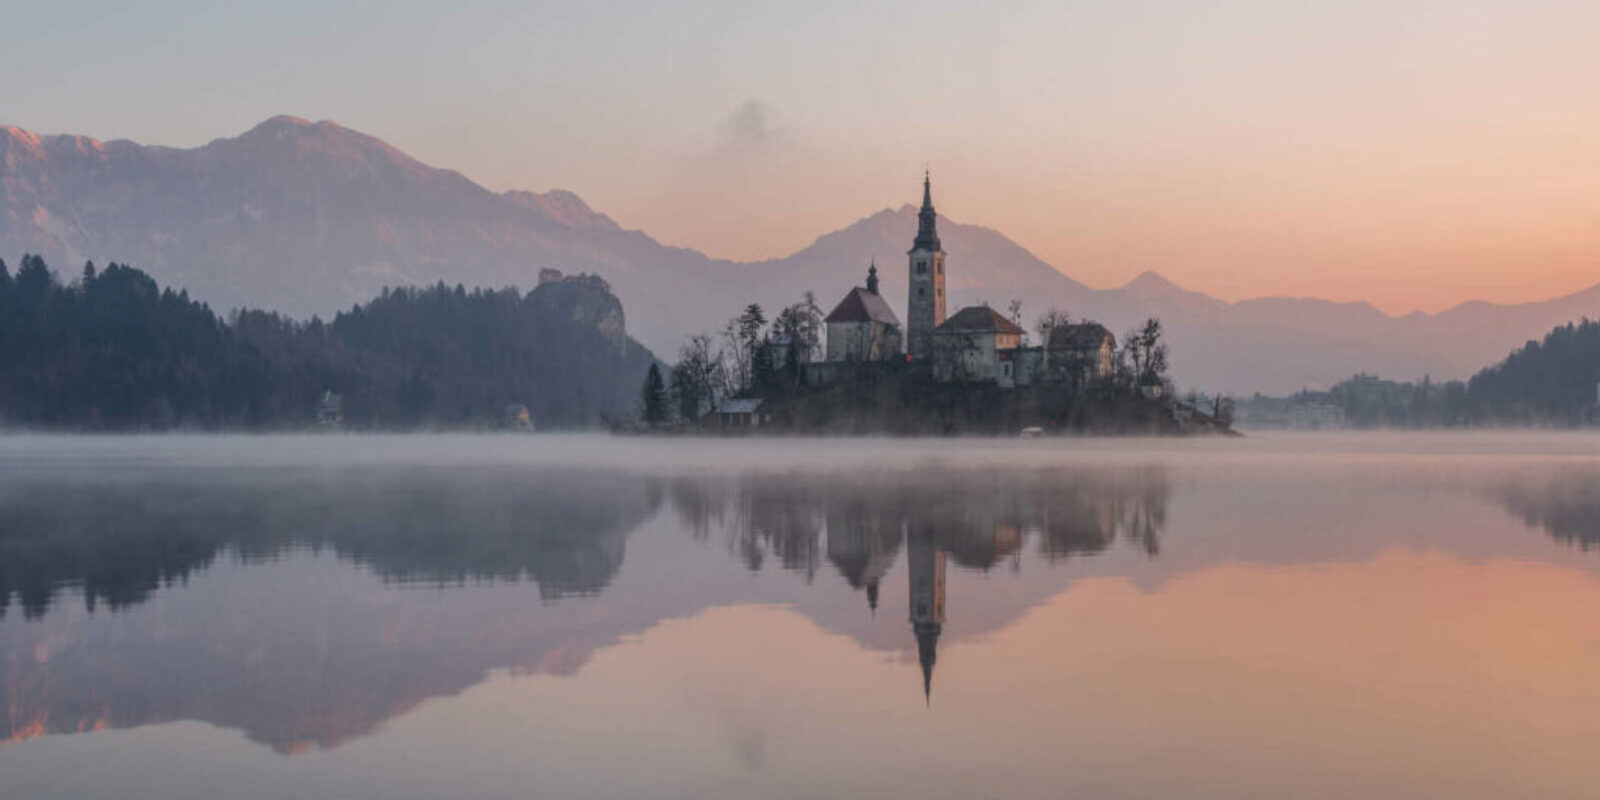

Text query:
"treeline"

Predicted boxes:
[[0, 255, 655, 429], [643, 295, 825, 425], [1243, 318, 1600, 427]]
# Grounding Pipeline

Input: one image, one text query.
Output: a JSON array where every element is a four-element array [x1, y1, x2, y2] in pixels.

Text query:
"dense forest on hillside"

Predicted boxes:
[[1239, 318, 1600, 427], [0, 256, 655, 429]]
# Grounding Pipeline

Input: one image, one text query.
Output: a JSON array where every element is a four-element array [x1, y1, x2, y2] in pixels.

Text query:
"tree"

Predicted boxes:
[[641, 364, 669, 426], [771, 293, 824, 378], [1212, 395, 1236, 427], [1034, 308, 1070, 346], [0, 257, 655, 430], [670, 333, 724, 421], [724, 303, 766, 391], [799, 291, 823, 362], [1119, 317, 1169, 390], [1007, 299, 1025, 333]]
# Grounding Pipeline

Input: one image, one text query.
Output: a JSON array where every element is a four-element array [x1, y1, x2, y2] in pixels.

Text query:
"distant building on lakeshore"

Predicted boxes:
[[502, 403, 534, 431], [317, 390, 343, 427]]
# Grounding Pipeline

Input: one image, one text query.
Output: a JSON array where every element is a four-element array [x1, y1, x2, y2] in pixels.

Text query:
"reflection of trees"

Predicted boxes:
[[663, 467, 1172, 584], [0, 470, 660, 618], [1492, 468, 1600, 549], [1034, 467, 1169, 559]]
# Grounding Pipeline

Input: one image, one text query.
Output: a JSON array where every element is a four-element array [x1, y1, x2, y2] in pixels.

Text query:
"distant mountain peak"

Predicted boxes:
[[260, 114, 315, 128], [1123, 270, 1182, 293], [234, 115, 328, 142]]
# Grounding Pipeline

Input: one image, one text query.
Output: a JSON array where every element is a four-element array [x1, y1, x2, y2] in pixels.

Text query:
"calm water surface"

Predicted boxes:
[[3, 432, 1600, 799]]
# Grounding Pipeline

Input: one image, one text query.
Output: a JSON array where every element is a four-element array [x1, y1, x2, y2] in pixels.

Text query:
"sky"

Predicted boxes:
[[6, 0, 1600, 313]]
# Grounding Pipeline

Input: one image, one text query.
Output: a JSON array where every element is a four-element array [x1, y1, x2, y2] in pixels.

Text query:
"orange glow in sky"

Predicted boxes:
[[10, 1, 1600, 312]]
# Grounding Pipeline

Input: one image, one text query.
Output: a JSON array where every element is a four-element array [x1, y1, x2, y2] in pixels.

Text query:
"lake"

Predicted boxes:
[[3, 432, 1600, 799]]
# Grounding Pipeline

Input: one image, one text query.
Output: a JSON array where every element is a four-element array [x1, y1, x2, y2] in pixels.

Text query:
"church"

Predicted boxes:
[[817, 174, 1116, 390]]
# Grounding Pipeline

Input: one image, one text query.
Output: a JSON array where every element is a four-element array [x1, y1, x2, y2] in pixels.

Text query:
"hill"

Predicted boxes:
[[1240, 317, 1600, 427], [0, 256, 654, 429]]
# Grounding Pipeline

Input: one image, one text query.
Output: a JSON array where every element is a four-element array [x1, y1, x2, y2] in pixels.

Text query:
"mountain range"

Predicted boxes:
[[5, 114, 1598, 393]]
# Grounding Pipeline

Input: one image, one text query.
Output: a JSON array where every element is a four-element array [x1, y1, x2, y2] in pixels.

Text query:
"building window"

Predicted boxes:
[[918, 287, 925, 297], [917, 261, 926, 274]]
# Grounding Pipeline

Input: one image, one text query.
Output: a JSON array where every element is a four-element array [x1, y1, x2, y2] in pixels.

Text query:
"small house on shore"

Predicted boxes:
[[712, 398, 768, 429]]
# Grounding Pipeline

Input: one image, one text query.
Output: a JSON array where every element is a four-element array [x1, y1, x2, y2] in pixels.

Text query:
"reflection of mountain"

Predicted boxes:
[[0, 467, 661, 752], [1490, 468, 1600, 549], [0, 470, 659, 619]]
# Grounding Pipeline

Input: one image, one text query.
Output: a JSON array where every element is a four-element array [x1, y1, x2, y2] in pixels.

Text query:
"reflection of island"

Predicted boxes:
[[669, 468, 1171, 701], [1, 464, 1169, 754], [1490, 467, 1600, 549], [670, 468, 1170, 581]]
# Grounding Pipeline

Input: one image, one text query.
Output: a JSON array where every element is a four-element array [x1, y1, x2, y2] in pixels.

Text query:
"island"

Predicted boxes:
[[643, 175, 1235, 436]]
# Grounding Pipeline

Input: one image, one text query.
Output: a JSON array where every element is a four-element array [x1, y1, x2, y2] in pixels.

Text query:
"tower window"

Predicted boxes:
[[918, 287, 925, 297], [917, 262, 926, 274]]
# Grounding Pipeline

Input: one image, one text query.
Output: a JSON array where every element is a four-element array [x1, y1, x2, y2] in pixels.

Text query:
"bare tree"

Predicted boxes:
[[722, 303, 766, 392], [670, 333, 727, 420], [772, 292, 824, 371], [1119, 317, 1169, 390], [1034, 308, 1071, 345]]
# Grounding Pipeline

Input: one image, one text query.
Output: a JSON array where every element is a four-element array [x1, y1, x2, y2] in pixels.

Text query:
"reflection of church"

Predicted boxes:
[[908, 529, 945, 702], [673, 468, 1169, 702], [827, 517, 947, 700], [813, 470, 1169, 702]]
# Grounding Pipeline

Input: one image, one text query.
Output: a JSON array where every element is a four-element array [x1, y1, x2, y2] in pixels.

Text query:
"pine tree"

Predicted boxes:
[[641, 363, 669, 426]]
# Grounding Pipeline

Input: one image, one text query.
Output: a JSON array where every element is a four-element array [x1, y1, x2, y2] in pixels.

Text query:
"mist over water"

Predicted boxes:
[[2, 432, 1599, 800]]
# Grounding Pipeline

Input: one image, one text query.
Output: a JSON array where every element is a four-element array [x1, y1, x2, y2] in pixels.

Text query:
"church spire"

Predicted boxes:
[[866, 259, 879, 294], [913, 170, 941, 252]]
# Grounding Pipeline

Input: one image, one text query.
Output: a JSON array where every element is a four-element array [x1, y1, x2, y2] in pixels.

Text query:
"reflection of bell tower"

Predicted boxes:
[[908, 528, 945, 702]]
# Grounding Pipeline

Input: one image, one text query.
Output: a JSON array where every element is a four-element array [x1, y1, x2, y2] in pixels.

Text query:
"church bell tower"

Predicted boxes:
[[906, 171, 946, 360]]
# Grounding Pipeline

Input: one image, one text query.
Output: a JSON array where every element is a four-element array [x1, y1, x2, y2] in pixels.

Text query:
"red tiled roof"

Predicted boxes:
[[1046, 323, 1115, 350], [936, 305, 1025, 335], [825, 287, 901, 326]]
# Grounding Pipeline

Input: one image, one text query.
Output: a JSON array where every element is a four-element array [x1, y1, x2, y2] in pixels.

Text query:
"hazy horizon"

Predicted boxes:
[[10, 1, 1600, 315]]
